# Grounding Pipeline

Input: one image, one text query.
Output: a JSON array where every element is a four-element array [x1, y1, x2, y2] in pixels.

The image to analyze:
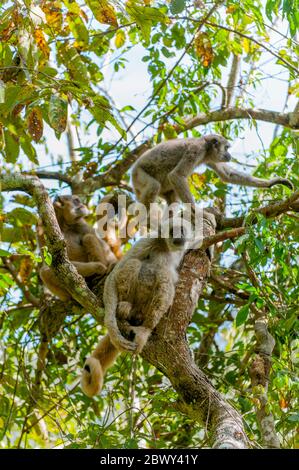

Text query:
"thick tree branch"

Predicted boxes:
[[181, 107, 299, 131], [226, 54, 240, 108], [0, 173, 103, 321], [24, 171, 74, 186]]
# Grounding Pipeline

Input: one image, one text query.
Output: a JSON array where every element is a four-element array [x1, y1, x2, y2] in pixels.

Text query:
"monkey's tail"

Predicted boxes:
[[81, 334, 119, 397]]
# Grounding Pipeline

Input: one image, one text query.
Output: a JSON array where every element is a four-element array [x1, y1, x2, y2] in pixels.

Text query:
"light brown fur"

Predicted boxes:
[[81, 218, 191, 397], [40, 195, 117, 301], [132, 134, 293, 208]]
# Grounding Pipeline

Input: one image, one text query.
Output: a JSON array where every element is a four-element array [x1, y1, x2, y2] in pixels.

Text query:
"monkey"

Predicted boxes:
[[131, 134, 293, 208], [40, 195, 118, 301], [81, 216, 192, 397]]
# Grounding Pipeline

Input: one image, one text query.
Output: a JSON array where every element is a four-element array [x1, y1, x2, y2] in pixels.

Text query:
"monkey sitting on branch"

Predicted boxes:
[[80, 215, 197, 397], [131, 134, 293, 208], [40, 195, 117, 301]]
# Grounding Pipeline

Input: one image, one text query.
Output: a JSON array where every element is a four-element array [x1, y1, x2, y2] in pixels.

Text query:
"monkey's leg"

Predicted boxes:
[[132, 166, 161, 210], [39, 266, 71, 301], [73, 261, 107, 277], [104, 271, 138, 352], [167, 149, 200, 205], [117, 301, 133, 320], [163, 190, 180, 205], [82, 233, 116, 266], [81, 335, 119, 397]]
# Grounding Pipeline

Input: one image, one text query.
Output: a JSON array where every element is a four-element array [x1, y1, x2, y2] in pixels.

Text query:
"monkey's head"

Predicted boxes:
[[54, 195, 90, 225], [204, 134, 232, 163], [159, 218, 191, 252]]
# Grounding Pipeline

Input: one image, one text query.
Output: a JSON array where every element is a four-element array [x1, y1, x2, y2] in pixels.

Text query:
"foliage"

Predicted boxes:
[[0, 0, 298, 449]]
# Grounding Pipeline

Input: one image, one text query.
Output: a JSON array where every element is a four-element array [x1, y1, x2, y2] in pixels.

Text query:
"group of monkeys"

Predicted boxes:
[[40, 134, 293, 397]]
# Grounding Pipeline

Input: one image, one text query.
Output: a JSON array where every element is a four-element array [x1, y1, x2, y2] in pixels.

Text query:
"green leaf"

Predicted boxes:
[[161, 46, 174, 58], [287, 413, 299, 423], [126, 5, 166, 43], [170, 0, 186, 15], [8, 208, 37, 225], [4, 129, 19, 163], [255, 238, 264, 251], [235, 305, 250, 327], [48, 94, 68, 134], [42, 246, 52, 266], [0, 249, 11, 256], [234, 233, 250, 250], [20, 134, 38, 164]]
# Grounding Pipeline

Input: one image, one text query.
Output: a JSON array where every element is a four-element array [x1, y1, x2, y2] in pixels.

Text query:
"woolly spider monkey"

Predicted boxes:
[[40, 195, 117, 301], [131, 134, 293, 209], [80, 215, 199, 397]]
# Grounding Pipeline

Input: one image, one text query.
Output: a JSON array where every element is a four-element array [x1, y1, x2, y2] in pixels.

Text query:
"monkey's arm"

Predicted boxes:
[[103, 272, 137, 352], [209, 162, 293, 189]]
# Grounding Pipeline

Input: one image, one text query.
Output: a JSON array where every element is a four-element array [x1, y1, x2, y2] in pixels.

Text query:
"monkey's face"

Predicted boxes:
[[54, 195, 90, 224], [165, 221, 190, 252], [205, 135, 232, 163]]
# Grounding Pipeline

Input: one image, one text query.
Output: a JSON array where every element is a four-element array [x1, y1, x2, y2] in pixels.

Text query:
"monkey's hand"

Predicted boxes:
[[269, 178, 294, 190], [130, 326, 152, 353]]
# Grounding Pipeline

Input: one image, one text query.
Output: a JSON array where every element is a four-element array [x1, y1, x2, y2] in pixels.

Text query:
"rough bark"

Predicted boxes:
[[182, 107, 299, 131], [249, 311, 280, 448], [226, 54, 240, 108]]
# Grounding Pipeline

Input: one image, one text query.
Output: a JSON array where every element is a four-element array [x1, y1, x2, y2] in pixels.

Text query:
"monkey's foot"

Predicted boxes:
[[109, 332, 138, 353], [130, 326, 152, 353], [81, 357, 104, 397], [269, 178, 294, 190]]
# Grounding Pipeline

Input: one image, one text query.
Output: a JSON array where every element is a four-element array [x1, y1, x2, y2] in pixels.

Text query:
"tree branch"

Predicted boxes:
[[226, 54, 240, 108], [181, 107, 299, 131], [218, 189, 299, 229], [241, 251, 280, 448], [249, 309, 280, 448], [24, 171, 74, 186]]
